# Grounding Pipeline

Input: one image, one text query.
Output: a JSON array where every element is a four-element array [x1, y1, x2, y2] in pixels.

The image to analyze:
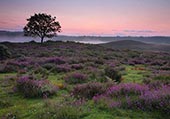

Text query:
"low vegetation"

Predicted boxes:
[[0, 41, 170, 119]]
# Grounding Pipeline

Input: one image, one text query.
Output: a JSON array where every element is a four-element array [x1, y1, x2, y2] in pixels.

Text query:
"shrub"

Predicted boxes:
[[71, 82, 106, 99], [52, 64, 71, 73], [31, 67, 49, 79], [124, 85, 170, 114], [45, 57, 65, 64], [64, 73, 88, 84], [93, 95, 121, 109], [71, 64, 83, 70], [42, 63, 56, 70], [105, 66, 122, 83], [144, 75, 170, 89], [153, 75, 170, 82], [1, 112, 18, 119], [0, 63, 18, 73], [0, 44, 11, 60], [16, 76, 58, 98], [93, 83, 170, 115], [94, 59, 104, 65], [0, 100, 12, 109], [106, 83, 149, 97]]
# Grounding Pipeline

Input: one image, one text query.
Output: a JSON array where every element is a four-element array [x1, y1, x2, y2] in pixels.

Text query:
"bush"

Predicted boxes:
[[45, 57, 65, 64], [0, 100, 12, 109], [105, 66, 122, 83], [106, 83, 149, 97], [153, 75, 170, 82], [1, 112, 18, 119], [31, 67, 49, 79], [52, 64, 71, 73], [42, 63, 56, 70], [93, 83, 170, 115], [64, 73, 88, 84], [16, 76, 58, 98], [0, 44, 11, 60], [0, 63, 18, 73], [71, 82, 106, 99], [124, 85, 170, 114], [144, 75, 170, 89], [71, 64, 83, 70]]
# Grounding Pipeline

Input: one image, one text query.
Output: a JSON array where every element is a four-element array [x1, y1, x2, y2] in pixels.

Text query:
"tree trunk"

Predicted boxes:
[[41, 37, 44, 44]]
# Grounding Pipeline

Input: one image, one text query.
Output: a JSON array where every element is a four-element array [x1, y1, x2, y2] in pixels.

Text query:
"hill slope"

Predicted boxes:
[[101, 40, 170, 52]]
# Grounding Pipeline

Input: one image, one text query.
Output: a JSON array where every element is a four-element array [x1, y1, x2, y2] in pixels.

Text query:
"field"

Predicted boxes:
[[0, 41, 170, 119]]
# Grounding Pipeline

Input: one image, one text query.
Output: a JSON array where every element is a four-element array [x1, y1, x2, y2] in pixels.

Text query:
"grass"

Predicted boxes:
[[0, 67, 164, 119], [0, 73, 17, 80], [82, 103, 158, 119], [122, 65, 150, 83]]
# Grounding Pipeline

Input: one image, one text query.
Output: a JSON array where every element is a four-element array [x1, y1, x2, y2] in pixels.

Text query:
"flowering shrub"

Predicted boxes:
[[106, 83, 149, 97], [44, 57, 65, 65], [53, 64, 71, 73], [139, 85, 170, 107], [16, 76, 58, 98], [64, 73, 88, 84], [71, 82, 106, 99], [71, 64, 83, 70], [93, 82, 170, 115], [0, 64, 18, 73], [124, 85, 170, 114], [144, 75, 170, 89]]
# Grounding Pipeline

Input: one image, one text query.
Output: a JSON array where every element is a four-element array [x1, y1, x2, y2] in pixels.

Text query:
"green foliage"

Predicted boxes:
[[42, 63, 56, 70], [153, 75, 170, 81], [0, 44, 11, 60], [0, 100, 12, 109], [36, 101, 87, 119], [122, 65, 148, 83], [105, 66, 122, 83], [30, 67, 49, 79]]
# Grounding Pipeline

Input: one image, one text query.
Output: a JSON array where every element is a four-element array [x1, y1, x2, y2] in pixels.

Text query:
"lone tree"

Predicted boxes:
[[24, 13, 61, 43]]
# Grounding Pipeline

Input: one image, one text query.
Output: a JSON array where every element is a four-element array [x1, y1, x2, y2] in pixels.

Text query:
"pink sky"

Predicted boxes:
[[0, 0, 170, 36]]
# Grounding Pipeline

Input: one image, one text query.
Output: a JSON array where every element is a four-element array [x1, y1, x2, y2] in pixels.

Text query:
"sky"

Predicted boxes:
[[0, 0, 170, 36]]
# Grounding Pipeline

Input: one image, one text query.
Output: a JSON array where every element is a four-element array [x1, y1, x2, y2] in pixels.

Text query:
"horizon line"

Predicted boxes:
[[0, 30, 170, 37]]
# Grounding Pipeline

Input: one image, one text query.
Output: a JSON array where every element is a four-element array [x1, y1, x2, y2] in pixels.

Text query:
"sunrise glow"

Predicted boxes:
[[0, 0, 170, 36]]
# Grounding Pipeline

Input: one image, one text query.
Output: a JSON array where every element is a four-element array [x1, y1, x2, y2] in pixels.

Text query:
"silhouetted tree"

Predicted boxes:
[[24, 13, 61, 43]]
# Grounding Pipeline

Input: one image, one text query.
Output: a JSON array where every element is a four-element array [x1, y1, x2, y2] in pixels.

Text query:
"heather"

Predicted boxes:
[[64, 72, 88, 84], [0, 41, 170, 119], [16, 76, 58, 98], [93, 83, 170, 114], [71, 82, 106, 99]]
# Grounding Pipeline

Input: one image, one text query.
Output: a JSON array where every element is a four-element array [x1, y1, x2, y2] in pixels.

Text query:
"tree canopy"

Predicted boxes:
[[24, 13, 61, 43]]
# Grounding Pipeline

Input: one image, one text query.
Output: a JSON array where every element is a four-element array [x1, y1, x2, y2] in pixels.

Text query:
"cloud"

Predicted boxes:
[[111, 29, 159, 36], [123, 30, 156, 33]]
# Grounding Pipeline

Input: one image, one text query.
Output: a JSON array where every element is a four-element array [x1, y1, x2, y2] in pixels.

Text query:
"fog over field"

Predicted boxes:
[[0, 31, 170, 45]]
